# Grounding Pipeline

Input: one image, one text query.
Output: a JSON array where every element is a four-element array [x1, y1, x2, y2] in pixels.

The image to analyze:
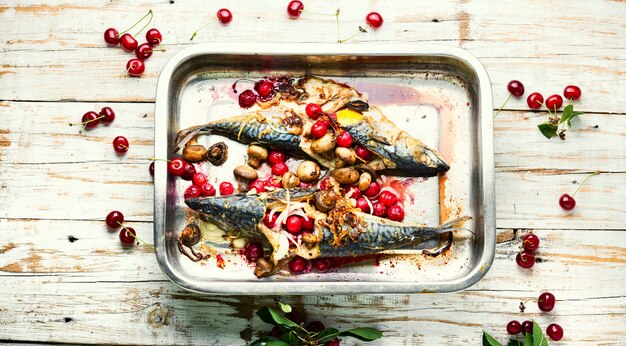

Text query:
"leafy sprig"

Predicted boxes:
[[537, 103, 584, 140], [251, 302, 383, 346], [483, 321, 549, 346]]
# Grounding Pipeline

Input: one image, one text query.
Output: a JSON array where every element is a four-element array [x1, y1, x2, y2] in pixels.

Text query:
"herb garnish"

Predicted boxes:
[[537, 103, 584, 140]]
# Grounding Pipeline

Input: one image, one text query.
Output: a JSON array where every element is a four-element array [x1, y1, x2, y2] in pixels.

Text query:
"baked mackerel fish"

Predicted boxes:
[[174, 76, 449, 177], [185, 187, 470, 277]]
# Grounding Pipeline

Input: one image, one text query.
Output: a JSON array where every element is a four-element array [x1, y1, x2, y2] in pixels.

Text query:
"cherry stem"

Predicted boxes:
[[338, 30, 363, 43], [118, 10, 153, 36], [493, 93, 511, 119], [149, 157, 172, 163], [190, 19, 217, 41], [572, 171, 600, 197], [134, 10, 154, 37], [69, 115, 105, 127], [119, 144, 129, 150], [336, 9, 341, 42], [301, 9, 338, 16]]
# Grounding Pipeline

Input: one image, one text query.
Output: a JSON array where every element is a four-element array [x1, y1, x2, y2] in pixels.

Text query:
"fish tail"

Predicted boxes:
[[436, 216, 472, 233], [173, 124, 209, 152]]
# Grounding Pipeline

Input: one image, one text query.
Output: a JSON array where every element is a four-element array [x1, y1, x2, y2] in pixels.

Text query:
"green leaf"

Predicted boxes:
[[524, 332, 533, 346], [255, 307, 299, 329], [538, 122, 558, 139], [315, 328, 340, 343], [250, 337, 288, 346], [559, 104, 584, 127], [339, 327, 383, 341], [280, 331, 300, 345], [532, 320, 549, 346], [277, 301, 292, 314], [482, 331, 503, 346], [508, 339, 524, 346]]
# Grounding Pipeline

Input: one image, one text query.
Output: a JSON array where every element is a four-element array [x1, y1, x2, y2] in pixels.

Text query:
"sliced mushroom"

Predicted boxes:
[[247, 145, 268, 168], [335, 147, 356, 165], [314, 190, 339, 213], [331, 168, 360, 185], [179, 223, 201, 247], [282, 171, 300, 189], [296, 160, 321, 183], [311, 133, 336, 154], [206, 142, 228, 166]]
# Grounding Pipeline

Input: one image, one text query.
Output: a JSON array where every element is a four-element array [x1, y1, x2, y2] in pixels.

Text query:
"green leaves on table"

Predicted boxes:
[[483, 321, 549, 346], [537, 103, 584, 139], [251, 302, 382, 345]]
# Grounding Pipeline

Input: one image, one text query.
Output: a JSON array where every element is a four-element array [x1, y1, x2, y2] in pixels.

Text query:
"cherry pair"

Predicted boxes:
[[70, 107, 115, 132], [515, 232, 540, 269], [105, 210, 149, 246]]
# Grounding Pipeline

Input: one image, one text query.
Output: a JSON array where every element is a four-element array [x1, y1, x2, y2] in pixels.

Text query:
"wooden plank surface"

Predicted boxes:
[[0, 0, 625, 345]]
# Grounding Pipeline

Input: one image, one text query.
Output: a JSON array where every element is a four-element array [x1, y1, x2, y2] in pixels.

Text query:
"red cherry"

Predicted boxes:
[[526, 92, 544, 109], [559, 193, 576, 211], [112, 136, 129, 153], [255, 80, 274, 98], [326, 338, 340, 346], [365, 12, 384, 28], [265, 177, 282, 190], [507, 80, 525, 97], [507, 320, 522, 335], [145, 28, 162, 47], [306, 321, 325, 333], [522, 233, 540, 251], [336, 131, 353, 147], [192, 173, 208, 187], [238, 89, 257, 108], [180, 162, 196, 181], [538, 292, 556, 312], [126, 58, 145, 77], [355, 145, 373, 161], [289, 256, 307, 274], [372, 202, 387, 217], [286, 311, 303, 324], [119, 227, 137, 246], [378, 191, 398, 207], [264, 212, 278, 228], [249, 179, 266, 193], [545, 94, 564, 111], [344, 185, 362, 199], [286, 215, 303, 233], [245, 242, 263, 262], [356, 197, 370, 213], [271, 162, 289, 176], [81, 111, 101, 129], [546, 323, 563, 341], [521, 320, 533, 335], [217, 8, 233, 24], [563, 85, 581, 100], [270, 326, 283, 338], [104, 28, 120, 47], [516, 251, 535, 269], [310, 121, 329, 139], [287, 0, 304, 18], [312, 258, 331, 273], [387, 205, 404, 221], [363, 181, 381, 198], [119, 33, 138, 52], [301, 217, 314, 231], [99, 107, 115, 124], [168, 158, 185, 176], [268, 150, 286, 164], [219, 182, 234, 195], [105, 210, 124, 228], [184, 185, 201, 199], [200, 182, 216, 196], [305, 103, 323, 119], [149, 162, 154, 177], [135, 43, 153, 60]]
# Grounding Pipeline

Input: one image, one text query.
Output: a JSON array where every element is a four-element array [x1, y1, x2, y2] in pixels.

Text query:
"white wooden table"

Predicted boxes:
[[1, 1, 625, 345]]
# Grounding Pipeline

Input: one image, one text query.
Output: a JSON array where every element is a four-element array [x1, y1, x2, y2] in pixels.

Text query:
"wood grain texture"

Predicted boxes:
[[0, 0, 625, 345]]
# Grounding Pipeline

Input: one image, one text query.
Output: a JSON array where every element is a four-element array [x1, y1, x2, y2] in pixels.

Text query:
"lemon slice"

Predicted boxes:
[[336, 109, 363, 126]]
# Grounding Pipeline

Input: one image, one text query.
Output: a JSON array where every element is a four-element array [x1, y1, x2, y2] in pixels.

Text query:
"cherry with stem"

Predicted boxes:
[[559, 171, 600, 211], [69, 113, 105, 133], [117, 221, 152, 247], [190, 8, 232, 41], [494, 80, 524, 118]]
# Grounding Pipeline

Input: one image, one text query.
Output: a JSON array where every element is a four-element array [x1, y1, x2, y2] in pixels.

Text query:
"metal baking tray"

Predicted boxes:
[[154, 43, 495, 295]]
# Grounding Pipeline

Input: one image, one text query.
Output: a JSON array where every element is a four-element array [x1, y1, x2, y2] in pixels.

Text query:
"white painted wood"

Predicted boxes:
[[0, 0, 625, 345]]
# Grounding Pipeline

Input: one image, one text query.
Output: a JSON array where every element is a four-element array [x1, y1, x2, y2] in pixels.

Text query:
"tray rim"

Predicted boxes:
[[153, 43, 495, 295]]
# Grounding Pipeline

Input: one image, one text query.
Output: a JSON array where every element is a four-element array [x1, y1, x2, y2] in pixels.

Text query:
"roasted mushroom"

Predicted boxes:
[[182, 142, 208, 163], [254, 257, 274, 278], [311, 133, 336, 154], [331, 168, 360, 185], [314, 190, 339, 213], [281, 171, 300, 189], [247, 145, 268, 168], [358, 172, 372, 191], [179, 223, 201, 247], [207, 142, 228, 166], [335, 147, 356, 165], [234, 165, 258, 191], [296, 160, 321, 183]]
